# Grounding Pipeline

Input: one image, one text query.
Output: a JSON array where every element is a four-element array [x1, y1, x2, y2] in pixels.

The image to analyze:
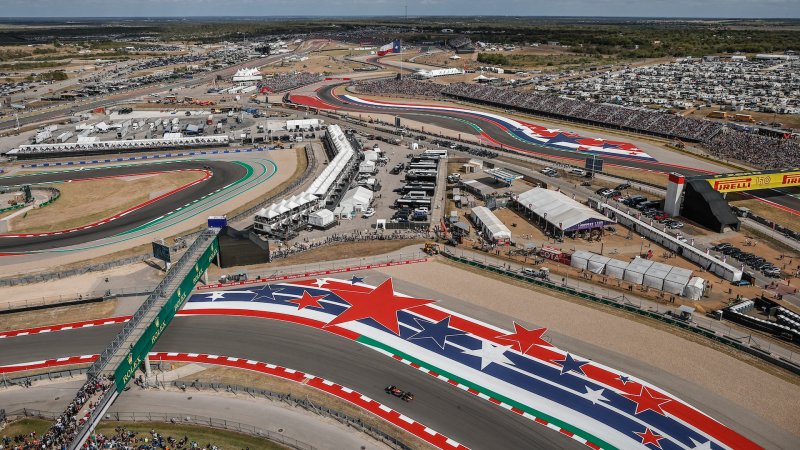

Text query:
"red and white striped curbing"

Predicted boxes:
[[197, 258, 429, 290], [379, 350, 602, 450], [147, 352, 468, 450], [0, 354, 98, 373], [0, 316, 131, 339], [0, 169, 210, 238], [0, 351, 468, 449]]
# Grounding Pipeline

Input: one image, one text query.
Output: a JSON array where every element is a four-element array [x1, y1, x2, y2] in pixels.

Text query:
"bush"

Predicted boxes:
[[477, 53, 509, 65]]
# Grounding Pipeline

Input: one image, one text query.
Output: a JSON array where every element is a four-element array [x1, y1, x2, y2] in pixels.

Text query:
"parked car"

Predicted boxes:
[[569, 168, 588, 177], [711, 243, 732, 251], [732, 279, 751, 286], [362, 208, 376, 218], [541, 167, 559, 177], [653, 212, 670, 221], [616, 182, 632, 191], [722, 246, 740, 255], [763, 267, 782, 277]]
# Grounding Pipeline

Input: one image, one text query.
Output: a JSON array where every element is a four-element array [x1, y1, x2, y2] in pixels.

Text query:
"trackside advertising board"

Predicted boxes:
[[114, 238, 219, 392], [703, 168, 800, 193]]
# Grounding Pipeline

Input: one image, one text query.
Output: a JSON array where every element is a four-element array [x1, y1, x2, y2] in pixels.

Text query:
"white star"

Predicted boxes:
[[581, 386, 609, 405], [313, 279, 328, 288], [544, 128, 561, 133], [206, 292, 226, 301], [688, 438, 713, 450], [462, 341, 514, 370]]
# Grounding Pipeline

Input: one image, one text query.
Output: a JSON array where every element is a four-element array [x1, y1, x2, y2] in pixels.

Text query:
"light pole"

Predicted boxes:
[[639, 235, 645, 256]]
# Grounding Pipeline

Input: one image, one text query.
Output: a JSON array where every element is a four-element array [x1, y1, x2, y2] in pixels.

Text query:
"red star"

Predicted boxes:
[[623, 386, 671, 415], [287, 291, 327, 310], [496, 322, 550, 354], [635, 428, 665, 448], [327, 278, 435, 334]]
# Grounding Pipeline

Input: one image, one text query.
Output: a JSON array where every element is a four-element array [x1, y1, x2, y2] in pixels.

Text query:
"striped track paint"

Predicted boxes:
[[0, 351, 466, 450], [0, 354, 98, 373], [0, 316, 131, 339], [381, 350, 599, 450], [197, 258, 429, 290]]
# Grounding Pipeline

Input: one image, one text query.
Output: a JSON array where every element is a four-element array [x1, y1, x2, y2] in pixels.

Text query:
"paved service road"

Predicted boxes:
[[0, 316, 584, 450], [0, 160, 248, 252]]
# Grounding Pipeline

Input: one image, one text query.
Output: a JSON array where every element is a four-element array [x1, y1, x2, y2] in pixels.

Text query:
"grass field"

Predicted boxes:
[[10, 171, 204, 233]]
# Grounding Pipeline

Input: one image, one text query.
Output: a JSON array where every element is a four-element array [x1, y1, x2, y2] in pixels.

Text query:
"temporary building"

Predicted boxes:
[[339, 186, 373, 213], [663, 267, 694, 295], [605, 259, 629, 279], [359, 161, 376, 174], [623, 257, 654, 285], [363, 150, 379, 162], [643, 261, 672, 290], [470, 206, 512, 243], [570, 250, 594, 271], [516, 188, 614, 234], [587, 254, 611, 274], [684, 277, 706, 300], [308, 209, 335, 228]]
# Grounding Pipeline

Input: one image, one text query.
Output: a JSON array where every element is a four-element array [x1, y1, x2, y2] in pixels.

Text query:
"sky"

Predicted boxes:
[[2, 0, 799, 19]]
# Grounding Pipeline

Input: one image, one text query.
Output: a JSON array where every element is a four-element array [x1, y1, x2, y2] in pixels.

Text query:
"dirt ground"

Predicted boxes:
[[730, 197, 800, 231], [9, 171, 204, 233], [207, 239, 426, 279], [0, 298, 118, 331], [179, 366, 435, 450], [374, 261, 800, 437], [263, 54, 368, 75]]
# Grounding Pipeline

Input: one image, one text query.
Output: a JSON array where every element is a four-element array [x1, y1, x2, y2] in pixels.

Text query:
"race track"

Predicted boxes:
[[0, 159, 253, 253], [0, 316, 584, 450], [312, 84, 800, 215]]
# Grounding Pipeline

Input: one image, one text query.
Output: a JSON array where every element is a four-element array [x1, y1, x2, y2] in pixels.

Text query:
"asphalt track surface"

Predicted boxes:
[[0, 160, 247, 252], [0, 316, 585, 450], [316, 84, 800, 214]]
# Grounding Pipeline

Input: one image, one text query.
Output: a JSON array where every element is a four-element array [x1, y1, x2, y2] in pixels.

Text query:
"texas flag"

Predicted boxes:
[[377, 39, 401, 56]]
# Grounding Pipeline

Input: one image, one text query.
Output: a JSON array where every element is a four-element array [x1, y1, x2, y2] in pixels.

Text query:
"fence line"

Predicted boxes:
[[3, 408, 315, 450], [168, 380, 411, 450]]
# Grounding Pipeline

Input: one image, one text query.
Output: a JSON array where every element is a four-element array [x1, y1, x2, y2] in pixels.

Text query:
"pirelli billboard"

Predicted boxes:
[[702, 169, 800, 193]]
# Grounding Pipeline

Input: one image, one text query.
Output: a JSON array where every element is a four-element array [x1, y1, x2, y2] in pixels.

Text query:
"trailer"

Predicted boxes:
[[56, 131, 73, 143]]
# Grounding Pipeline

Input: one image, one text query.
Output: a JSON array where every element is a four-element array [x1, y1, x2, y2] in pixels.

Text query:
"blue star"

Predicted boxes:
[[554, 353, 590, 376], [349, 276, 365, 284], [408, 317, 467, 349], [618, 374, 630, 385], [250, 285, 284, 302]]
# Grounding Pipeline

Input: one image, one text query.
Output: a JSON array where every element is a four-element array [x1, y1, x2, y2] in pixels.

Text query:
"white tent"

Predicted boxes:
[[309, 209, 335, 227], [624, 257, 653, 285], [684, 277, 706, 300], [587, 254, 611, 274], [340, 186, 373, 213], [516, 188, 613, 233], [470, 206, 512, 243], [605, 259, 628, 279], [570, 250, 594, 271], [663, 267, 694, 295], [643, 261, 672, 290]]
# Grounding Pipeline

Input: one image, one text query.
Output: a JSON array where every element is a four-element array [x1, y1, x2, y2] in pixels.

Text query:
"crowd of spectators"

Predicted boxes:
[[353, 78, 800, 169], [352, 78, 446, 98], [705, 128, 800, 169], [1, 425, 226, 450], [441, 82, 725, 142], [259, 72, 323, 93]]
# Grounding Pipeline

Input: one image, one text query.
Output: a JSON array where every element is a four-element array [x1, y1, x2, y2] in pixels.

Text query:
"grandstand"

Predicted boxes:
[[7, 136, 230, 160], [350, 78, 800, 169], [447, 36, 475, 54]]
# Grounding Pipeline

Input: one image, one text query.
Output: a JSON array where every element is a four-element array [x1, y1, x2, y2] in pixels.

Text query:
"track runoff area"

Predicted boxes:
[[0, 156, 277, 254], [1, 272, 767, 450], [305, 84, 800, 217]]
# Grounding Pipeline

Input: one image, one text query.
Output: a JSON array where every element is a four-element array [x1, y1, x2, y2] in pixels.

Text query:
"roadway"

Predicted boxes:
[[315, 83, 800, 215], [0, 316, 585, 450], [0, 159, 248, 252]]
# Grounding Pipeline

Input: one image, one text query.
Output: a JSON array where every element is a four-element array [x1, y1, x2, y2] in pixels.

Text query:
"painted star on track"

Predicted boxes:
[[408, 317, 466, 349], [326, 278, 434, 334], [554, 353, 590, 376], [462, 340, 514, 370], [634, 428, 665, 449], [287, 291, 327, 310], [623, 386, 671, 416], [496, 322, 550, 354], [250, 285, 284, 302]]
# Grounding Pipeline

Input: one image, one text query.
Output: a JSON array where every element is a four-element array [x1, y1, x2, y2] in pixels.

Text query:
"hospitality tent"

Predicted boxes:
[[605, 259, 629, 279], [470, 206, 511, 244], [570, 250, 594, 271], [587, 254, 612, 274], [624, 257, 654, 285], [643, 261, 673, 290], [663, 267, 694, 295], [515, 188, 614, 235]]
